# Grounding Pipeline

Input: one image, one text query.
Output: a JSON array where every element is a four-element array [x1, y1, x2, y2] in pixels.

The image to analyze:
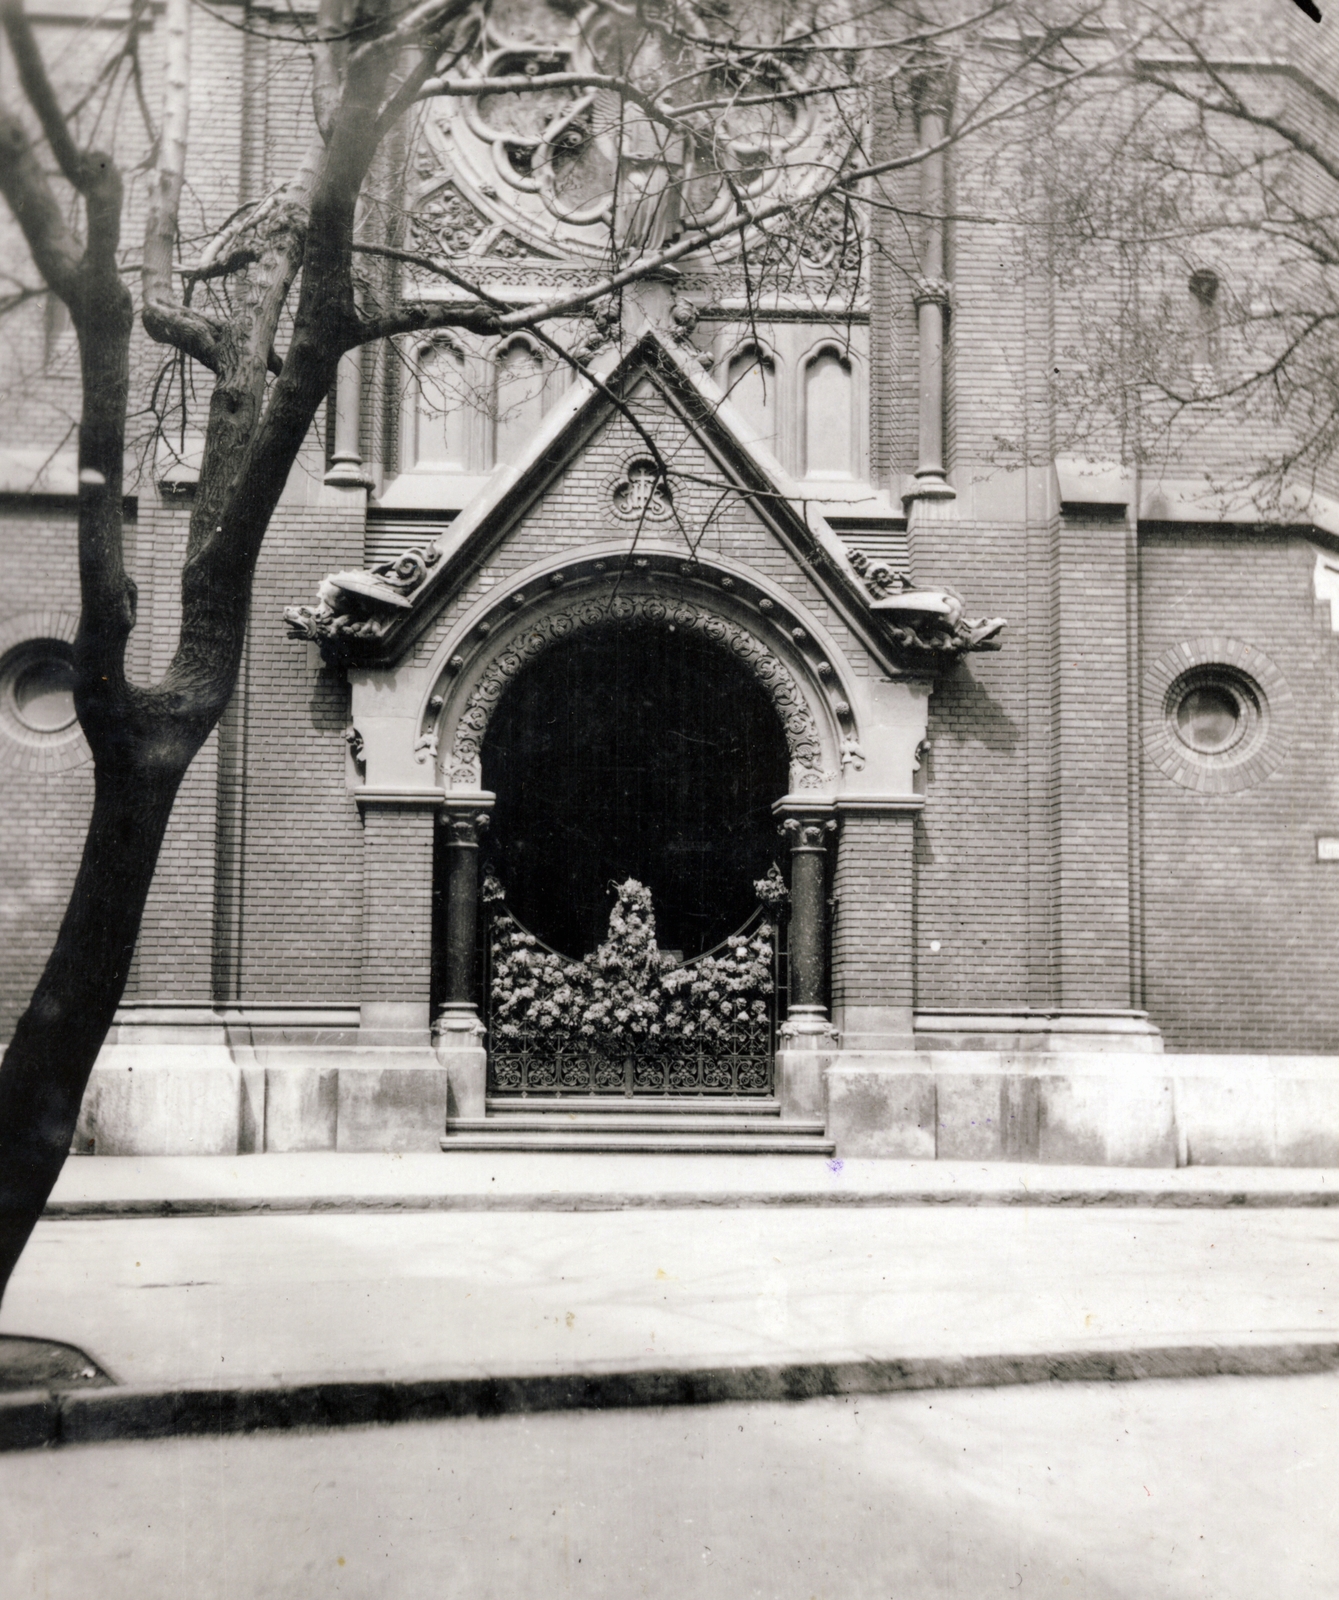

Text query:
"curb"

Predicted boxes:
[[40, 1188, 1339, 1218], [4, 1340, 1338, 1454]]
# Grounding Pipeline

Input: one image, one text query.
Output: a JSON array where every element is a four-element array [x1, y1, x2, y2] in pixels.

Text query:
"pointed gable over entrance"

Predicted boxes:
[[284, 323, 1005, 802]]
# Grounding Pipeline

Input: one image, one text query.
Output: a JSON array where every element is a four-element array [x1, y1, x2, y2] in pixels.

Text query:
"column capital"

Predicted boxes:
[[912, 275, 952, 311], [780, 814, 838, 853], [440, 791, 494, 849], [440, 810, 490, 849], [910, 62, 955, 122]]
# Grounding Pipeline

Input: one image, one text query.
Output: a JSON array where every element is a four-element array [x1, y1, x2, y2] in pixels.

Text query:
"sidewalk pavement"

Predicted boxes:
[[2, 1153, 1337, 1450], [38, 1148, 1339, 1214]]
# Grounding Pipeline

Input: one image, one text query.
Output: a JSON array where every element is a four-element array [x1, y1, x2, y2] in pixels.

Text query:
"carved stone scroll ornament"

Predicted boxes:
[[284, 545, 442, 661], [845, 548, 1006, 666], [447, 595, 829, 789]]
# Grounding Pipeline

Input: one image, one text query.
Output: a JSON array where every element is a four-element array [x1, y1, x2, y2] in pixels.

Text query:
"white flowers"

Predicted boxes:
[[489, 878, 777, 1046]]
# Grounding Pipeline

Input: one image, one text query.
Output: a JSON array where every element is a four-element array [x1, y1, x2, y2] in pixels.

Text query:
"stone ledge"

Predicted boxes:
[[913, 1010, 1164, 1053]]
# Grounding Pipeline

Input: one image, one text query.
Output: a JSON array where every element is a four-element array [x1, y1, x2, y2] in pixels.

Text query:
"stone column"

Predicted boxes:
[[773, 802, 837, 1121], [324, 344, 372, 488], [434, 795, 494, 1119], [783, 809, 836, 1026], [908, 72, 955, 506]]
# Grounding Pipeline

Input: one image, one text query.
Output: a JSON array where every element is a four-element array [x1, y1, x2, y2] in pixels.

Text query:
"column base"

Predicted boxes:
[[433, 1005, 488, 1119]]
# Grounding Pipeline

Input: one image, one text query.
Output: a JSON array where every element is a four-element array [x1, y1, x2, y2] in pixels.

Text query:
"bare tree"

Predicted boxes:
[[0, 0, 1162, 1303], [1023, 0, 1339, 508]]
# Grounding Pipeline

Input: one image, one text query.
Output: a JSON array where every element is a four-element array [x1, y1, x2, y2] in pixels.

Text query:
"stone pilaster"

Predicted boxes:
[[906, 68, 956, 510], [345, 792, 447, 1149], [830, 800, 918, 1050]]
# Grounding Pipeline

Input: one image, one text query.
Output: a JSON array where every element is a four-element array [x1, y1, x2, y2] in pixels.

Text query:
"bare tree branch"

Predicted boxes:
[[0, 0, 86, 187], [141, 0, 222, 368]]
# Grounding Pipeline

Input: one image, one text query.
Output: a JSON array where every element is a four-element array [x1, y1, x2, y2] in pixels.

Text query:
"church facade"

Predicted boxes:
[[2, 0, 1338, 1165]]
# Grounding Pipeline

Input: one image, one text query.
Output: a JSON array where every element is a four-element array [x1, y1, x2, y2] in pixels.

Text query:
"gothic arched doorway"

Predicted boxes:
[[481, 618, 790, 961]]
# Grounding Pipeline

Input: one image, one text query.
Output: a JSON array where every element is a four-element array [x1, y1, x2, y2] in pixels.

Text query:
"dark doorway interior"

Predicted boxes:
[[481, 619, 790, 960]]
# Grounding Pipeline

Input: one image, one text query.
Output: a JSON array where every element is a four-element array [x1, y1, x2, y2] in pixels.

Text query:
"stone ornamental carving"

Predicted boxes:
[[284, 545, 442, 661], [845, 548, 1006, 666], [447, 594, 828, 788], [413, 0, 850, 267], [609, 458, 673, 522], [442, 810, 490, 849]]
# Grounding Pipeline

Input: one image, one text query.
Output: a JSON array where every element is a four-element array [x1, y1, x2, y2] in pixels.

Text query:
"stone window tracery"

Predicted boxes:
[[412, 339, 470, 471], [726, 344, 779, 455], [412, 1, 847, 265]]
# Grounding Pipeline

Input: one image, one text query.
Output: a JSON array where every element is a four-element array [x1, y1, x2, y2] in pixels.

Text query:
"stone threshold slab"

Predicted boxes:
[[4, 1338, 1337, 1454], [43, 1153, 1339, 1216]]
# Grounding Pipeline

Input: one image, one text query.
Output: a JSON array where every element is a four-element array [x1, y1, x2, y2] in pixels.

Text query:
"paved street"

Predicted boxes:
[[2, 1204, 1336, 1388], [3, 1371, 1335, 1599], [3, 1160, 1335, 1594]]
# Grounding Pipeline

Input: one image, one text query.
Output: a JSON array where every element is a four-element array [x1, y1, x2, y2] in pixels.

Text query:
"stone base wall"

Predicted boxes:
[[824, 1051, 1339, 1168]]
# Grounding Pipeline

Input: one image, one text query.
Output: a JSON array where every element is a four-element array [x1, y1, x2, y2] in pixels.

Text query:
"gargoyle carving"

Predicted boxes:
[[846, 547, 1006, 665], [284, 545, 442, 660]]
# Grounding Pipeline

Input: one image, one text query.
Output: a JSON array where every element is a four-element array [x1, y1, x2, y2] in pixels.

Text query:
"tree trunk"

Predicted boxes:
[[0, 754, 189, 1302]]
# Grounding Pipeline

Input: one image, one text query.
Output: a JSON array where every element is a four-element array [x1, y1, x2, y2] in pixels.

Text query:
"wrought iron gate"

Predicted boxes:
[[483, 905, 785, 1098]]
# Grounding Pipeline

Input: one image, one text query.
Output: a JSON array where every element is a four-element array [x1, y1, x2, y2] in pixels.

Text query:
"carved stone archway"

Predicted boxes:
[[427, 552, 854, 799], [427, 551, 855, 1091]]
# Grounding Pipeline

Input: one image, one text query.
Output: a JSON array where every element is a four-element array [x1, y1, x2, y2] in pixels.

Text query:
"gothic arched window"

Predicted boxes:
[[726, 344, 779, 457], [412, 340, 469, 471], [493, 338, 547, 466], [803, 347, 854, 478]]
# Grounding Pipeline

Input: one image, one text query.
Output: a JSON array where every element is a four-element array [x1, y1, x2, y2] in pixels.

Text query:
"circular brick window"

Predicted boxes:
[[9, 648, 77, 733], [0, 616, 90, 773], [1144, 639, 1289, 795]]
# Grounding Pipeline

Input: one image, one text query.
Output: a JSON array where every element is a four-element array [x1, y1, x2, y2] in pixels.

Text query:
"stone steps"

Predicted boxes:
[[444, 1098, 833, 1153], [484, 1096, 783, 1116], [440, 1129, 835, 1154]]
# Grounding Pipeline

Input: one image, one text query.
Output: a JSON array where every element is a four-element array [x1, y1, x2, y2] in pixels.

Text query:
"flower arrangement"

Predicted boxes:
[[486, 873, 785, 1049]]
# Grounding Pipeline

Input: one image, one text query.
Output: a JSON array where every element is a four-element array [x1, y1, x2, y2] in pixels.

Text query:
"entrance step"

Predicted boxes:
[[441, 1128, 835, 1154], [484, 1096, 783, 1117], [445, 1100, 832, 1154]]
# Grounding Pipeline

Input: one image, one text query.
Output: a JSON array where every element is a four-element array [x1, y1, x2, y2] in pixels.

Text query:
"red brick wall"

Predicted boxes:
[[360, 803, 436, 1005], [1139, 528, 1339, 1051], [224, 485, 366, 1003], [911, 512, 1035, 1008], [832, 811, 914, 1013], [0, 505, 93, 1039]]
